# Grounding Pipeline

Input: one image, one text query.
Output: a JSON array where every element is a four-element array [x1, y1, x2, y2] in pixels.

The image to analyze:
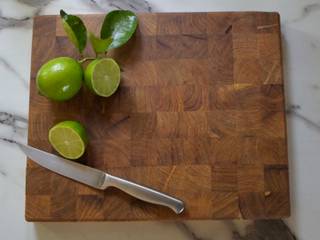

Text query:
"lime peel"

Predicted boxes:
[[49, 120, 87, 160], [84, 58, 121, 97]]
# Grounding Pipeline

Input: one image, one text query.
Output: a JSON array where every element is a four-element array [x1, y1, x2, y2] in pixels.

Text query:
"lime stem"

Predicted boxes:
[[78, 57, 96, 64]]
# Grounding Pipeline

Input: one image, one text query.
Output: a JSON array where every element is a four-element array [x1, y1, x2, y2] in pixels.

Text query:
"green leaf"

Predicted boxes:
[[88, 32, 112, 55], [60, 9, 87, 53], [100, 10, 138, 50]]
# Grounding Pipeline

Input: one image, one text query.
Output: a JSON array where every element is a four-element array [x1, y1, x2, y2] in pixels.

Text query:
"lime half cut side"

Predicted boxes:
[[48, 120, 87, 160], [85, 58, 121, 97]]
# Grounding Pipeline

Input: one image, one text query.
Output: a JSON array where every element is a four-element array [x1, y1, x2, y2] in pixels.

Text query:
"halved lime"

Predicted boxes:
[[84, 58, 120, 97], [48, 120, 87, 160]]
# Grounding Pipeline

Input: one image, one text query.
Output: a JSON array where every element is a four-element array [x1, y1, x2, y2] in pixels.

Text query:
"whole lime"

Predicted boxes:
[[36, 57, 83, 101]]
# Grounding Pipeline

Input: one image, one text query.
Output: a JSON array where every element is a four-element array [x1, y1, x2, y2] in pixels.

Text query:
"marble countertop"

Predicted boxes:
[[0, 0, 319, 239]]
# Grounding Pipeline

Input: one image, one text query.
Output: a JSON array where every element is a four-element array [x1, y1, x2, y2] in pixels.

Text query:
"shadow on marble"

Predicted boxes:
[[32, 219, 295, 240]]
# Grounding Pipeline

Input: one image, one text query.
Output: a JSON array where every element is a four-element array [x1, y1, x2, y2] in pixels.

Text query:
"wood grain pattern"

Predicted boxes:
[[26, 12, 290, 221]]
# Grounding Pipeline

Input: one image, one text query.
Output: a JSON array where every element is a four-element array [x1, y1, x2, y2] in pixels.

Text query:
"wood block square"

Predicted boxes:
[[181, 13, 208, 34], [256, 12, 280, 33], [136, 13, 157, 36], [76, 195, 105, 220], [178, 111, 208, 137], [131, 138, 149, 166], [212, 167, 237, 191], [157, 13, 183, 35], [156, 112, 179, 138], [238, 167, 264, 193], [259, 58, 282, 84], [77, 182, 102, 195], [155, 59, 186, 86], [264, 167, 289, 193], [86, 113, 131, 140], [237, 136, 261, 167], [260, 84, 284, 111], [233, 33, 258, 59], [258, 137, 288, 165], [135, 86, 159, 112], [212, 84, 262, 110], [260, 111, 286, 138], [208, 34, 234, 83], [236, 110, 262, 134], [28, 113, 53, 141], [122, 61, 157, 86], [207, 13, 235, 34], [149, 138, 184, 165], [85, 141, 112, 170], [50, 174, 77, 220], [207, 111, 237, 138], [156, 35, 209, 60], [232, 13, 257, 34], [118, 86, 137, 113], [236, 110, 286, 138], [103, 188, 164, 220], [265, 192, 290, 218], [25, 196, 51, 221], [109, 36, 156, 63], [181, 84, 209, 111], [212, 192, 240, 218], [30, 17, 56, 77], [183, 138, 211, 164], [155, 59, 210, 86], [182, 192, 213, 219], [258, 33, 281, 61], [163, 165, 212, 194], [131, 113, 157, 138], [179, 59, 210, 85], [157, 86, 183, 112], [239, 192, 265, 219], [103, 139, 131, 168], [210, 137, 239, 167], [179, 34, 208, 59], [210, 85, 237, 110], [234, 57, 264, 84], [26, 167, 53, 195], [155, 36, 181, 59]]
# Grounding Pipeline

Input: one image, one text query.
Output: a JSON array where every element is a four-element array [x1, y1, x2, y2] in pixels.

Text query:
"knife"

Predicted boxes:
[[16, 141, 184, 214]]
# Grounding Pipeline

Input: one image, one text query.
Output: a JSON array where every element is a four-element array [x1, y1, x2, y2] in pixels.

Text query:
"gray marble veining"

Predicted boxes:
[[0, 58, 28, 88], [0, 112, 28, 130], [90, 0, 152, 12], [0, 0, 320, 239]]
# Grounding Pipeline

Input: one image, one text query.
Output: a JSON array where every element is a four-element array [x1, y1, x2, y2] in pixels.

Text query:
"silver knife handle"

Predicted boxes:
[[103, 174, 184, 214]]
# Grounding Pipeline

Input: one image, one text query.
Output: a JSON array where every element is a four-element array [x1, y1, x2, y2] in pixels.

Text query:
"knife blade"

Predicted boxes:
[[17, 142, 184, 214]]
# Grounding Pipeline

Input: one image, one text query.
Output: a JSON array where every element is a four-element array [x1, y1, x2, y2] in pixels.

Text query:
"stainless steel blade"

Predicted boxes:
[[17, 141, 185, 214], [19, 143, 106, 189]]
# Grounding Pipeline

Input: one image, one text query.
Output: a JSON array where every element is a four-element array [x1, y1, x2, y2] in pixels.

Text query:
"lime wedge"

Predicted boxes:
[[84, 58, 120, 97], [48, 120, 87, 160]]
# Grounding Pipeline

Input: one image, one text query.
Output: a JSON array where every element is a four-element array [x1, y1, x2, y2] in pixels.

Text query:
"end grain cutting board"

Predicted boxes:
[[26, 12, 290, 221]]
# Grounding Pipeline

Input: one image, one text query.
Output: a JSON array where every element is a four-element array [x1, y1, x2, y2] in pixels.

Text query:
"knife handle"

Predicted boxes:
[[103, 174, 184, 214]]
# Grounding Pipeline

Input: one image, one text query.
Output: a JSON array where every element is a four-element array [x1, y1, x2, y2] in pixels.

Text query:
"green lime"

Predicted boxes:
[[84, 58, 120, 97], [36, 57, 83, 101], [48, 120, 88, 160]]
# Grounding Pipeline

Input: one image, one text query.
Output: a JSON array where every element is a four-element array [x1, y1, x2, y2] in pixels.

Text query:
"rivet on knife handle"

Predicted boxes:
[[102, 174, 185, 214], [15, 142, 185, 214]]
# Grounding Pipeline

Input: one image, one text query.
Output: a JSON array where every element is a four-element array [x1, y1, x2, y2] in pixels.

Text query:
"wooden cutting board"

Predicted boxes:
[[26, 12, 290, 221]]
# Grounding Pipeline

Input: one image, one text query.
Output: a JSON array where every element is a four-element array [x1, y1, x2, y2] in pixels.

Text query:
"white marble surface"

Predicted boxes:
[[0, 0, 319, 239]]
